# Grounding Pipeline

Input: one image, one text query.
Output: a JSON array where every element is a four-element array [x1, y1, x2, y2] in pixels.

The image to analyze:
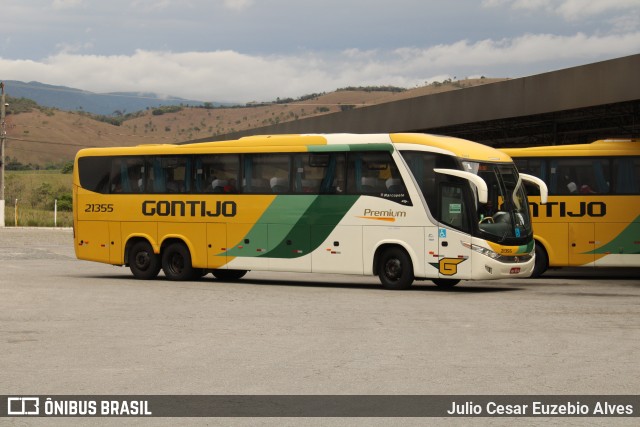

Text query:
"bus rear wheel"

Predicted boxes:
[[162, 242, 195, 281], [129, 241, 161, 280], [378, 247, 414, 290], [211, 269, 248, 281]]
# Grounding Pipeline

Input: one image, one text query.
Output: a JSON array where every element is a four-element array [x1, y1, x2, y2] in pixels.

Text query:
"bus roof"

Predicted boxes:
[[76, 133, 512, 162], [501, 139, 640, 158]]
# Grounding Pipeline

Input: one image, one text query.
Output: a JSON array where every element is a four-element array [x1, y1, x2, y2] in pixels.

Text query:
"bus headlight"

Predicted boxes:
[[461, 241, 500, 259]]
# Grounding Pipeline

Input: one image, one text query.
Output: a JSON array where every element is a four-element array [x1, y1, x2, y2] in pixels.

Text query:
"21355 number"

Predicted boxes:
[[84, 203, 114, 213]]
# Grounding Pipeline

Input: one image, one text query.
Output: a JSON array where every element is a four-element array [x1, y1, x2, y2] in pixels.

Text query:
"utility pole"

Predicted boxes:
[[1, 81, 6, 227]]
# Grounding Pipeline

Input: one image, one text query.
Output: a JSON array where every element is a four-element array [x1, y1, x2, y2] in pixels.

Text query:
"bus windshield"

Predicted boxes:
[[465, 161, 532, 242]]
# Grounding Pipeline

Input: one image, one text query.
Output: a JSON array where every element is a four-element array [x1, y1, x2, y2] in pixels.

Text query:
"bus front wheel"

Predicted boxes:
[[128, 241, 161, 280], [531, 242, 548, 278], [378, 247, 414, 290], [162, 242, 195, 281]]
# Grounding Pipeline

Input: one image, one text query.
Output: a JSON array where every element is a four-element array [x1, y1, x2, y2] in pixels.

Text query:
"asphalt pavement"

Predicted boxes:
[[1, 227, 639, 426]]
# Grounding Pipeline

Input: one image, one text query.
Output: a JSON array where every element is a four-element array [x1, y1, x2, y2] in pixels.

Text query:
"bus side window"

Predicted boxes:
[[165, 157, 187, 193], [550, 158, 610, 195], [243, 154, 289, 194], [194, 154, 239, 194], [78, 156, 111, 194], [292, 153, 328, 194], [347, 152, 402, 194], [319, 153, 345, 194], [613, 157, 640, 194], [126, 159, 146, 193], [401, 150, 458, 213], [347, 153, 381, 194], [110, 158, 126, 193]]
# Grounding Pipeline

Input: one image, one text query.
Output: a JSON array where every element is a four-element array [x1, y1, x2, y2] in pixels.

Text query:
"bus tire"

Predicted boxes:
[[432, 278, 460, 288], [378, 247, 414, 290], [162, 242, 196, 281], [531, 242, 548, 278], [128, 241, 161, 280], [211, 269, 248, 281]]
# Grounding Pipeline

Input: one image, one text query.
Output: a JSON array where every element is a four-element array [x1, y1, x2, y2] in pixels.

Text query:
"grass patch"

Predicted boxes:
[[4, 205, 73, 227], [3, 171, 73, 227]]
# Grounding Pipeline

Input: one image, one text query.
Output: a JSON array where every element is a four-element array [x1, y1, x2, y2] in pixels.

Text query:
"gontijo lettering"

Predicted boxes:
[[529, 201, 606, 218], [142, 200, 237, 217]]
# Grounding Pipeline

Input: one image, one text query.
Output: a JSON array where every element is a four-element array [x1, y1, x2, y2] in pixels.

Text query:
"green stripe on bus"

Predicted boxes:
[[585, 216, 640, 255], [226, 195, 360, 259], [224, 196, 316, 257]]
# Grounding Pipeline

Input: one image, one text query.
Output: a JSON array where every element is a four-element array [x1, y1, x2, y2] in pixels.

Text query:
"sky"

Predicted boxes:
[[0, 0, 639, 103]]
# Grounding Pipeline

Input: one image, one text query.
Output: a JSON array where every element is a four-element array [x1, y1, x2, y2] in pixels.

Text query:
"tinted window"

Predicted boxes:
[[401, 151, 458, 213], [78, 156, 111, 193], [292, 153, 345, 194], [347, 151, 409, 204], [613, 157, 640, 194], [110, 157, 146, 193], [242, 154, 289, 193], [548, 158, 610, 195], [194, 155, 239, 193]]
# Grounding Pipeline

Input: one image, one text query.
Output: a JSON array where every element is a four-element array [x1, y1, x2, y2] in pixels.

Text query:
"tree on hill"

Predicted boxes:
[[6, 96, 41, 115]]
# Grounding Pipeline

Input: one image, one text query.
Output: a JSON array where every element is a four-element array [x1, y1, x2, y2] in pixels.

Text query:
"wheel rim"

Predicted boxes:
[[384, 257, 402, 281], [135, 251, 151, 271], [167, 252, 185, 275]]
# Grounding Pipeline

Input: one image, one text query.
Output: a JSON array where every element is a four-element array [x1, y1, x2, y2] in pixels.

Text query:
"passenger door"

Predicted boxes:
[[437, 182, 472, 279]]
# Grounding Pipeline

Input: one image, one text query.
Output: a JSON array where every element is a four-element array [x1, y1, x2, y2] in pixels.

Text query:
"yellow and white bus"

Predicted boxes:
[[73, 133, 547, 289], [502, 139, 640, 276]]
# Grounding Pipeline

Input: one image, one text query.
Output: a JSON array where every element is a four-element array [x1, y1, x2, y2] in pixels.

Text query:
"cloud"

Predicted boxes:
[[52, 0, 84, 10], [223, 0, 253, 11], [555, 0, 640, 20], [482, 0, 640, 21], [1, 31, 639, 102]]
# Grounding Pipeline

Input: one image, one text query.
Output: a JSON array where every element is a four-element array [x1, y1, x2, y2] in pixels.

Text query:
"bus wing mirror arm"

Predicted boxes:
[[519, 173, 548, 204], [434, 168, 488, 204]]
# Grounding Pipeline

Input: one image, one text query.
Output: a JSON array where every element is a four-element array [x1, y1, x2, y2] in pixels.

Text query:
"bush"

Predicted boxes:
[[31, 182, 53, 209], [61, 161, 74, 174], [152, 106, 183, 116], [56, 193, 73, 211]]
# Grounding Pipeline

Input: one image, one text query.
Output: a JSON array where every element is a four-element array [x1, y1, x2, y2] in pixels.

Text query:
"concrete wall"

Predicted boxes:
[[197, 54, 640, 142]]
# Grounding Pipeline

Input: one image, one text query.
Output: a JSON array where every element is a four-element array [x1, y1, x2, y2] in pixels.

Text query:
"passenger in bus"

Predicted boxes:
[[166, 169, 184, 193], [580, 184, 596, 194], [223, 179, 237, 193], [270, 177, 289, 193], [211, 179, 227, 193], [385, 178, 403, 193], [111, 182, 122, 193], [361, 176, 379, 192], [301, 179, 319, 193]]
